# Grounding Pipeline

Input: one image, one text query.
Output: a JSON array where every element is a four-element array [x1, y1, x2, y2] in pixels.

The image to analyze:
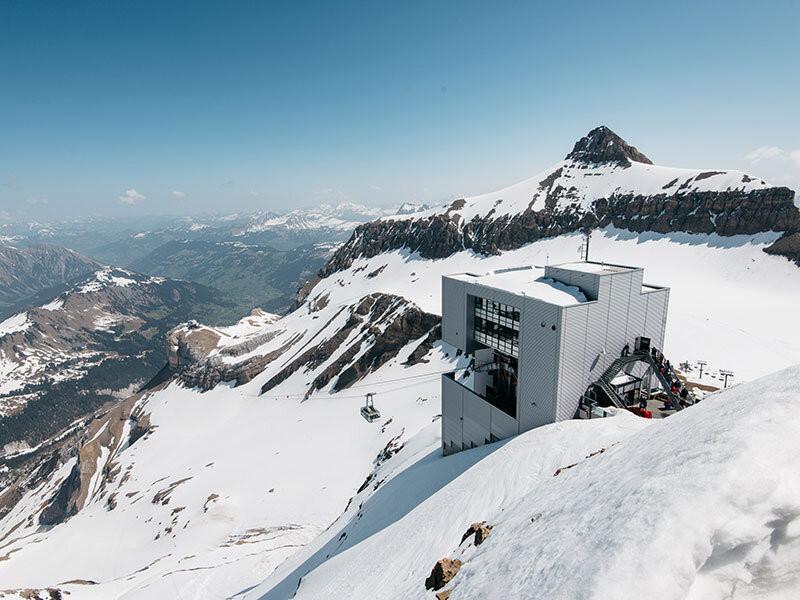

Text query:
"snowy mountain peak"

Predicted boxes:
[[566, 125, 653, 167]]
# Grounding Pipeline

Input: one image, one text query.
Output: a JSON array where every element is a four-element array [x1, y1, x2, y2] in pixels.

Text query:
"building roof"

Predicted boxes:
[[448, 268, 587, 306], [549, 261, 638, 274]]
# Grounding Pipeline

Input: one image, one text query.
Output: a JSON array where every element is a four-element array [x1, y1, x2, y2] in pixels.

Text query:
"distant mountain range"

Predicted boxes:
[[0, 267, 231, 451], [0, 245, 101, 318], [0, 202, 431, 266]]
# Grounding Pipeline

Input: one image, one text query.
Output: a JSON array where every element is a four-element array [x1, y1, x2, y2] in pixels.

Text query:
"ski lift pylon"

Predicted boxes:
[[360, 392, 381, 422]]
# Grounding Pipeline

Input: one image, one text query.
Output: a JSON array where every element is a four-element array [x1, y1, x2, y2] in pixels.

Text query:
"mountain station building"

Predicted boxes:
[[440, 261, 671, 455]]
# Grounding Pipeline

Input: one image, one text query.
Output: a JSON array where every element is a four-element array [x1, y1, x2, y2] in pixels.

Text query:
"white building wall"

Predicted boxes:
[[441, 374, 520, 455], [517, 297, 563, 430], [441, 276, 468, 351], [442, 375, 464, 455], [556, 303, 590, 421]]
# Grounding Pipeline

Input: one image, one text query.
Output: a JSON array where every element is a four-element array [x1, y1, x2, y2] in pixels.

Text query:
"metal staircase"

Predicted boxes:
[[593, 355, 641, 409], [590, 351, 689, 412]]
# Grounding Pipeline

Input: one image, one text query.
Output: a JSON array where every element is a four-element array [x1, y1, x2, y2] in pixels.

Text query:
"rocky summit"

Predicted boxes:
[[565, 125, 654, 167]]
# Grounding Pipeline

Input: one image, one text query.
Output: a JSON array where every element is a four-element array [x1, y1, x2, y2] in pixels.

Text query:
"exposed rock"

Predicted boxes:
[[39, 461, 82, 526], [167, 327, 221, 370], [152, 477, 192, 506], [566, 125, 653, 167], [127, 411, 152, 447], [765, 231, 800, 265], [332, 299, 440, 391], [425, 557, 463, 590], [597, 188, 800, 236], [460, 521, 493, 546], [177, 334, 302, 391], [403, 324, 442, 366], [292, 274, 322, 309], [436, 590, 452, 600], [260, 294, 439, 397], [320, 185, 798, 277]]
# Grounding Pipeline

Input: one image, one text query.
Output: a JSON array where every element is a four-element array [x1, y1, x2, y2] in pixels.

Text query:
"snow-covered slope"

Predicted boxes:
[[251, 364, 800, 600]]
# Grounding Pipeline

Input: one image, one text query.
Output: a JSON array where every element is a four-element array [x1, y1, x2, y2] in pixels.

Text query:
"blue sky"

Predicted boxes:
[[1, 0, 798, 220]]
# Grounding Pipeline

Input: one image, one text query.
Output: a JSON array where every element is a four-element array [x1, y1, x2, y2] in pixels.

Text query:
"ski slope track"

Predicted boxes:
[[0, 127, 798, 599]]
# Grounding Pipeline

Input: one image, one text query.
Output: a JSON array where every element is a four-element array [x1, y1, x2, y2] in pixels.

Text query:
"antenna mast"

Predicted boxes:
[[579, 229, 591, 261]]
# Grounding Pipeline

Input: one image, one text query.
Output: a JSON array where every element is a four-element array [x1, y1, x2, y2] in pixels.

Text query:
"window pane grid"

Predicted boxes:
[[472, 297, 520, 358]]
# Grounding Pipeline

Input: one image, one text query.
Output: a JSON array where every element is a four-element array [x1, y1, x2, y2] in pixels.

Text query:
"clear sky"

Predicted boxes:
[[1, 0, 798, 221]]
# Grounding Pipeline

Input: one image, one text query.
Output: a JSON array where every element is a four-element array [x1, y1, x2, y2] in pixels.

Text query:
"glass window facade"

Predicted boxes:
[[473, 297, 520, 358]]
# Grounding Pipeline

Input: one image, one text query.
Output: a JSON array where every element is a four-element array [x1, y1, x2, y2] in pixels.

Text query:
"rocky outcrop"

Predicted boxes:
[[320, 185, 798, 276], [177, 335, 302, 391], [425, 557, 463, 591], [566, 125, 653, 167], [332, 302, 440, 392], [597, 188, 800, 236], [39, 461, 82, 526], [765, 231, 800, 265], [460, 521, 493, 546], [261, 294, 440, 397], [403, 323, 442, 366]]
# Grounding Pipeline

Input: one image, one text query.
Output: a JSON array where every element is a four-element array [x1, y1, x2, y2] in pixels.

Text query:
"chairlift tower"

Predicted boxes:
[[697, 360, 707, 378], [719, 370, 734, 388]]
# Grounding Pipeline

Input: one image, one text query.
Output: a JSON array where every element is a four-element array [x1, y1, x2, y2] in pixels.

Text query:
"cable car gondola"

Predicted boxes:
[[360, 392, 380, 422]]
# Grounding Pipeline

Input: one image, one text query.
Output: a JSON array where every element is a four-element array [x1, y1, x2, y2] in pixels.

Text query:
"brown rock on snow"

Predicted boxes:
[[425, 557, 463, 591], [460, 521, 493, 546]]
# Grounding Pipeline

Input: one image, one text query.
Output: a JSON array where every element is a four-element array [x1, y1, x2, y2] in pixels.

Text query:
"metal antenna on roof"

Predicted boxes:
[[578, 230, 591, 262]]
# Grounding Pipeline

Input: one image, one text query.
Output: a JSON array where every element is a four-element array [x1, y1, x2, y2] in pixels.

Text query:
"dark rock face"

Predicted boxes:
[[597, 188, 800, 236], [765, 231, 800, 265], [404, 324, 442, 366], [39, 461, 82, 526], [318, 186, 798, 277], [333, 299, 440, 391], [566, 125, 653, 167], [260, 294, 440, 397]]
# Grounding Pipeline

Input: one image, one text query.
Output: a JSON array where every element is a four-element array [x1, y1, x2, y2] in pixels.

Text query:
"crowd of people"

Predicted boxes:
[[650, 346, 692, 407]]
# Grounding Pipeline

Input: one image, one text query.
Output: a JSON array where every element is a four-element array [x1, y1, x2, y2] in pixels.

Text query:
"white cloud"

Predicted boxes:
[[744, 146, 800, 194], [745, 146, 785, 163], [118, 189, 145, 205], [171, 190, 186, 199]]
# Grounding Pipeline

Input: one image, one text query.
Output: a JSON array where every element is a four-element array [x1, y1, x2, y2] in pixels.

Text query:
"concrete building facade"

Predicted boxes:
[[441, 261, 669, 455]]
